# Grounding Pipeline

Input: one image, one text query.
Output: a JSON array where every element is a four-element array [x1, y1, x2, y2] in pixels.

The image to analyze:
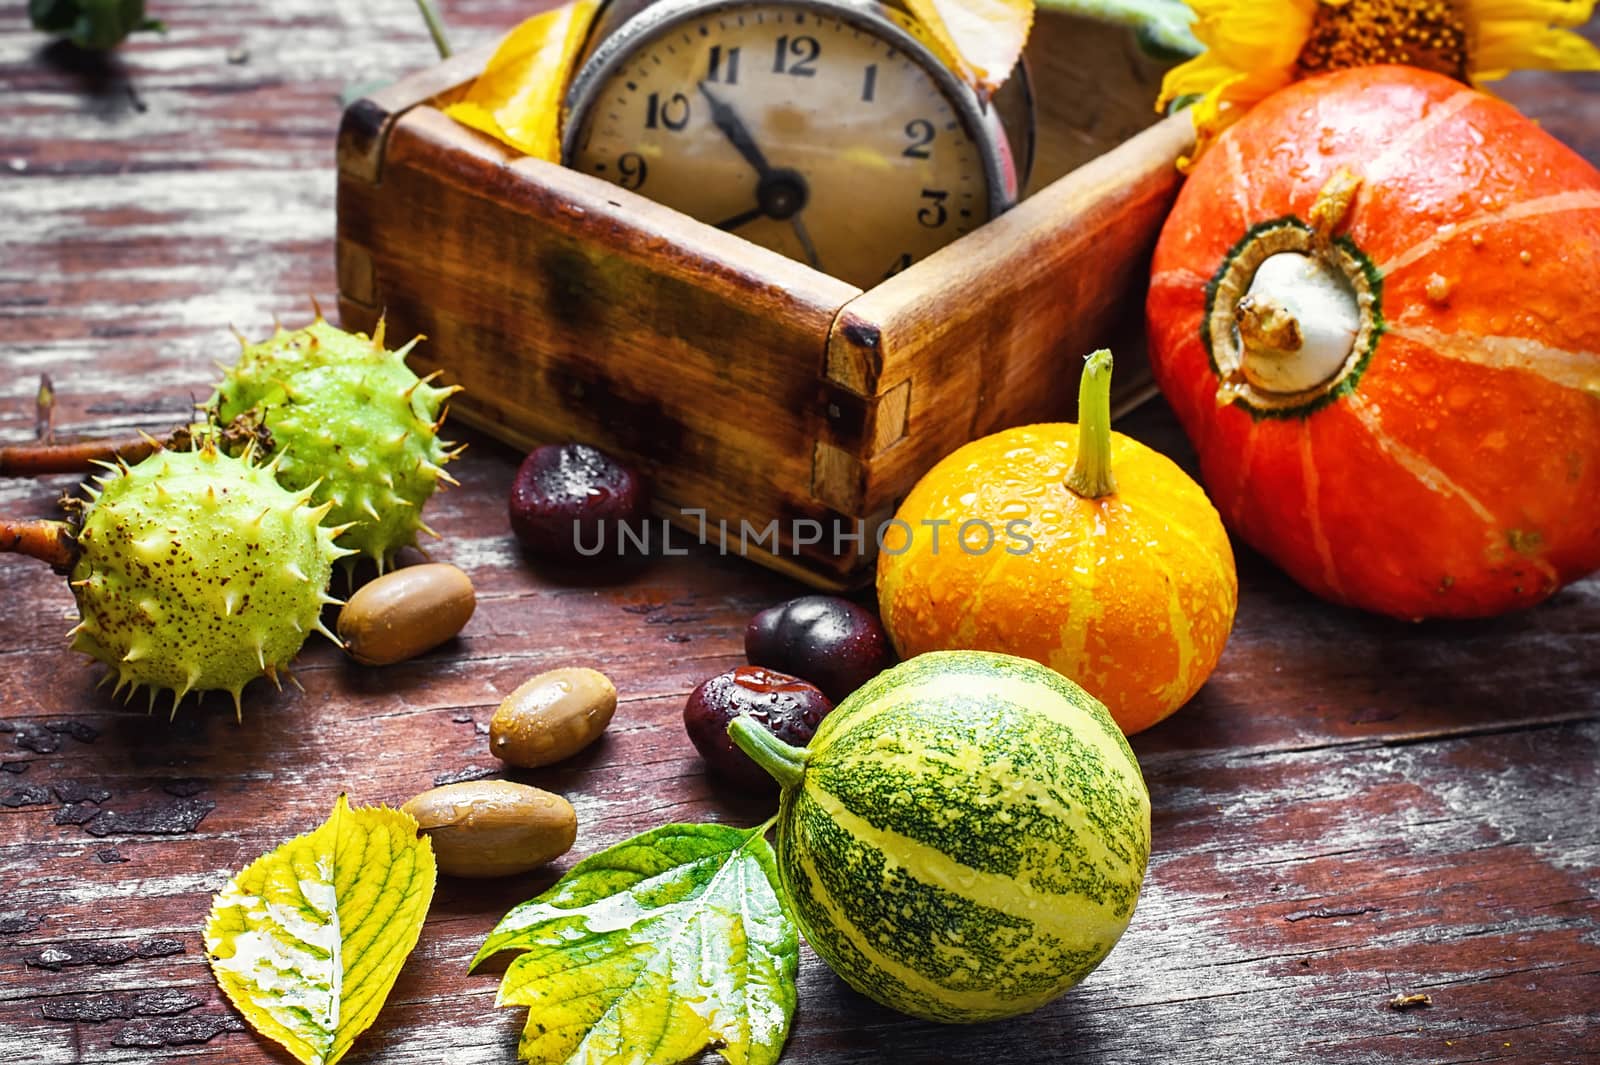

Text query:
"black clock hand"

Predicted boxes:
[[713, 204, 765, 231], [697, 81, 773, 179], [791, 216, 822, 270], [696, 81, 818, 266]]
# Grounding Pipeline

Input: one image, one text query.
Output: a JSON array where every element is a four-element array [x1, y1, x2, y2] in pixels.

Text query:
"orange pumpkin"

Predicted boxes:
[[876, 352, 1237, 735], [1147, 65, 1600, 620]]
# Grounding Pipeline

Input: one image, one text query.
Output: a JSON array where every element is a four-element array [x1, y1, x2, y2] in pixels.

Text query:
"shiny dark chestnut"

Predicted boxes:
[[683, 666, 832, 790], [744, 596, 894, 703], [508, 443, 647, 561]]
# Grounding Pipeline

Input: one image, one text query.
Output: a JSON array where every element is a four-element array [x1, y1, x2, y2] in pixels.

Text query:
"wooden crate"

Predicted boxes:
[[335, 10, 1192, 589]]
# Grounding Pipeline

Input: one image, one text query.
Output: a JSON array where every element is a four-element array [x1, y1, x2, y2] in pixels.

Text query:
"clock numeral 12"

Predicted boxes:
[[707, 44, 741, 84], [917, 189, 949, 228], [646, 92, 691, 131], [773, 34, 820, 76]]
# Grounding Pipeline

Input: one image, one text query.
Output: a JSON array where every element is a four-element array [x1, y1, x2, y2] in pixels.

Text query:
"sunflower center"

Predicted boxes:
[[1295, 0, 1470, 82]]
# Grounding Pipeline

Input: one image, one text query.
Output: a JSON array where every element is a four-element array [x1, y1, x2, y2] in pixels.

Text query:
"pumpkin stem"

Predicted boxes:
[[1065, 350, 1117, 499], [1234, 252, 1360, 394], [1308, 168, 1362, 248], [728, 716, 810, 790]]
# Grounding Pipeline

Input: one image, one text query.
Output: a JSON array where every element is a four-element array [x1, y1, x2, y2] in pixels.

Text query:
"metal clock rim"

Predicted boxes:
[[560, 0, 1019, 223]]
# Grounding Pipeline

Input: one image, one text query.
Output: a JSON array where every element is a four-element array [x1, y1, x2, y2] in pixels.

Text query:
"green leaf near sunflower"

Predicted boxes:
[[29, 0, 164, 50]]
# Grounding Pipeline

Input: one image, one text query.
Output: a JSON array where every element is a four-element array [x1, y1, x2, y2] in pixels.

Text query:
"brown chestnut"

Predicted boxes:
[[509, 443, 647, 561], [744, 596, 894, 703], [683, 666, 832, 791]]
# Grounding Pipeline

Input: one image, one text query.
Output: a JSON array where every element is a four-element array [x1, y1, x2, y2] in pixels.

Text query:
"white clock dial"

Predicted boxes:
[[566, 1, 1001, 289]]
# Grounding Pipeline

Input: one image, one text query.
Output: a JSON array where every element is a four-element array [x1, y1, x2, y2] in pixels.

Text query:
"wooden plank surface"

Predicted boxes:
[[1, 3, 1597, 1065]]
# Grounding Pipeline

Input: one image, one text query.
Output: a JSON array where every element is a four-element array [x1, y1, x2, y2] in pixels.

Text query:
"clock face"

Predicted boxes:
[[566, 1, 1000, 289]]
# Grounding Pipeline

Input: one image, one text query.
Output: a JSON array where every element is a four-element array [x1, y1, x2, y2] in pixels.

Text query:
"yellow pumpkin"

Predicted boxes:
[[876, 351, 1238, 734]]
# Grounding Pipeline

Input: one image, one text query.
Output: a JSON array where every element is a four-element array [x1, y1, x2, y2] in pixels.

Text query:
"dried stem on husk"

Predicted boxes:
[[0, 518, 78, 571]]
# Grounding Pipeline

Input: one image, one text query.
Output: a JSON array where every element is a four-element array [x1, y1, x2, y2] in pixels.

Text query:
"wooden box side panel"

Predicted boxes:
[[338, 106, 864, 581], [824, 111, 1193, 516], [1025, 12, 1172, 193], [336, 42, 498, 185]]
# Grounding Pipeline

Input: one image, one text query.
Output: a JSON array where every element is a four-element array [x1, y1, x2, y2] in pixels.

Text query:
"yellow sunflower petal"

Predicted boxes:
[[1468, 0, 1596, 27], [1177, 72, 1252, 171], [1156, 0, 1314, 110], [1159, 49, 1249, 108], [1472, 21, 1600, 81], [1192, 0, 1316, 66], [1158, 40, 1299, 114]]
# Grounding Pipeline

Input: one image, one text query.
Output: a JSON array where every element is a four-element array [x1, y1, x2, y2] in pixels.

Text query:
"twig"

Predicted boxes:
[[0, 415, 269, 479], [36, 375, 55, 444], [0, 435, 159, 478], [1388, 992, 1432, 1011], [0, 518, 78, 570], [414, 0, 453, 58]]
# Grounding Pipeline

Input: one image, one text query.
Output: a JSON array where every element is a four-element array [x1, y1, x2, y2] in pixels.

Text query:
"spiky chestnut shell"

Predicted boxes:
[[69, 445, 346, 714], [211, 319, 459, 570]]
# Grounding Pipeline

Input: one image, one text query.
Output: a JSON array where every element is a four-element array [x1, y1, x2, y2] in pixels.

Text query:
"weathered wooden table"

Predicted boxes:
[[2, 3, 1597, 1063]]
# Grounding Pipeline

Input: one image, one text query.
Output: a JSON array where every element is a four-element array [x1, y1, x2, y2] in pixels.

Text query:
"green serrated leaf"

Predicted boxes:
[[1037, 0, 1201, 58], [473, 822, 798, 1065], [204, 795, 437, 1065]]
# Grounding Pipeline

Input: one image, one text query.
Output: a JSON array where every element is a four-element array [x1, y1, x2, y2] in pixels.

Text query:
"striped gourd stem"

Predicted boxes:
[[728, 716, 811, 790]]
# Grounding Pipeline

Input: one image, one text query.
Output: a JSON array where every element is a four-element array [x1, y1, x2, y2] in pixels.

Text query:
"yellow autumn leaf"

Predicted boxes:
[[204, 795, 437, 1065], [445, 0, 598, 161], [904, 0, 1035, 96]]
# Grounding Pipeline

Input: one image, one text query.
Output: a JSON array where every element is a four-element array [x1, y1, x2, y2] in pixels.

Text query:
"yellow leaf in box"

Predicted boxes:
[[445, 0, 598, 161], [204, 795, 436, 1065], [904, 0, 1035, 96]]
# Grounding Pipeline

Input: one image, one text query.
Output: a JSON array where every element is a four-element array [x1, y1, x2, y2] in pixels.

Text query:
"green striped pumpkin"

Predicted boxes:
[[729, 650, 1150, 1024]]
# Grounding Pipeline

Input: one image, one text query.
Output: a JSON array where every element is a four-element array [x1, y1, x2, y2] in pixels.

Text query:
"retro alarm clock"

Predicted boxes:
[[562, 0, 1033, 288]]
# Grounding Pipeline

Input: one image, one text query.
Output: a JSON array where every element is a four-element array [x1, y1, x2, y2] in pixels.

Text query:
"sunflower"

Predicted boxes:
[[1159, 0, 1600, 162]]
